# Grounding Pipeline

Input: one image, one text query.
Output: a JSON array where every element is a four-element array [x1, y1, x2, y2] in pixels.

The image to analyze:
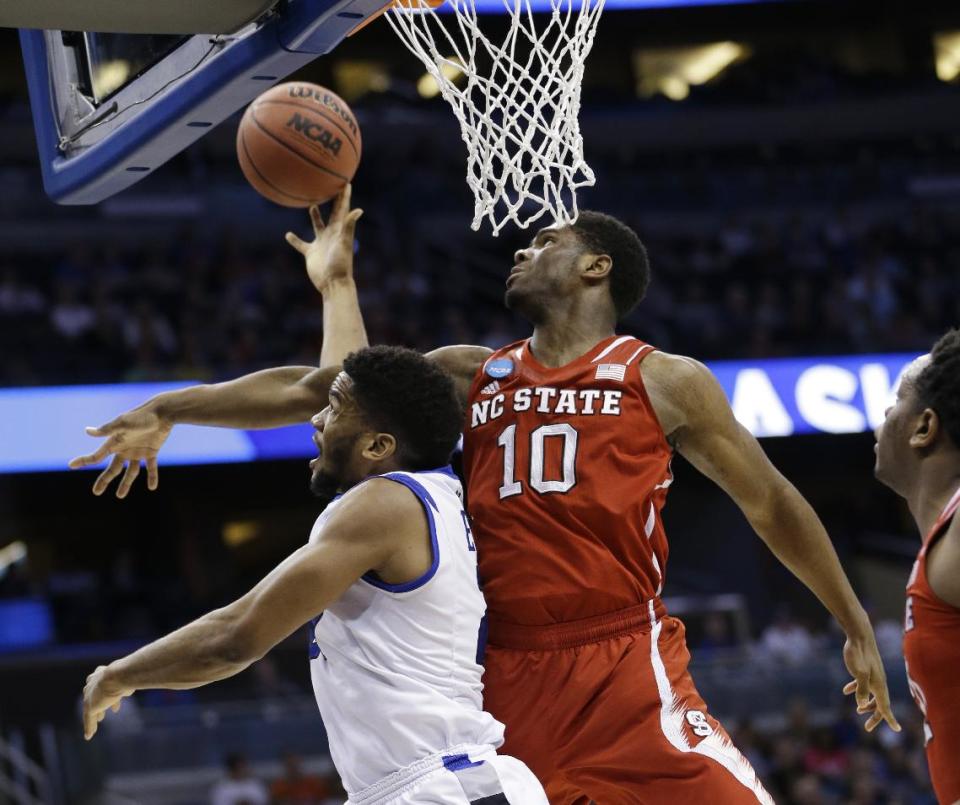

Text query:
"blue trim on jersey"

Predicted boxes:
[[443, 753, 486, 771], [382, 472, 440, 512], [307, 614, 324, 661], [476, 613, 489, 666], [361, 473, 440, 593]]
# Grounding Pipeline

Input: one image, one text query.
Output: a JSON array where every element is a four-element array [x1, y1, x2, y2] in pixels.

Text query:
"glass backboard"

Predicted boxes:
[[18, 0, 391, 205]]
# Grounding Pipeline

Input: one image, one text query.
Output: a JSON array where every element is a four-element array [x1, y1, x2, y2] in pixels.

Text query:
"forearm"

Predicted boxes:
[[106, 609, 257, 693], [153, 366, 332, 429], [751, 484, 870, 637], [320, 279, 368, 368]]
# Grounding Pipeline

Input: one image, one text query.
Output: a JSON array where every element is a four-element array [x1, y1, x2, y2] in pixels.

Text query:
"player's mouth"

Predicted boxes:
[[506, 267, 525, 288]]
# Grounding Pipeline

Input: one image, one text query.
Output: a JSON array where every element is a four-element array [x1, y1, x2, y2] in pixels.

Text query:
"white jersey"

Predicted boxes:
[[308, 467, 506, 797]]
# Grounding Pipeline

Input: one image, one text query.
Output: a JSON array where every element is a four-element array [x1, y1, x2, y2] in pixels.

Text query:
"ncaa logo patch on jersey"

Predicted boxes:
[[485, 358, 514, 379]]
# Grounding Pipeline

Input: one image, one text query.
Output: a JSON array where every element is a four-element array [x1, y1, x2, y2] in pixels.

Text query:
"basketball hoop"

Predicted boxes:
[[387, 0, 605, 235]]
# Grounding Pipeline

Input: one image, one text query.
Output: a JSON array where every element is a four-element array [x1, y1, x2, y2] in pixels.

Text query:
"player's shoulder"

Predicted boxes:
[[325, 476, 429, 539], [639, 351, 728, 435], [427, 344, 495, 375], [640, 350, 716, 395]]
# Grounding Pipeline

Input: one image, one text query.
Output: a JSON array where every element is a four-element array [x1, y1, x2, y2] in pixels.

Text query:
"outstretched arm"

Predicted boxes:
[[286, 184, 368, 368], [69, 185, 363, 497], [68, 365, 336, 496], [642, 351, 899, 733], [291, 185, 491, 406], [70, 187, 491, 495], [82, 479, 423, 739]]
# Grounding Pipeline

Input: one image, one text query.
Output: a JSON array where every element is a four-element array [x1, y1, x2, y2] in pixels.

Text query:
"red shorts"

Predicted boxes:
[[923, 687, 960, 803], [482, 601, 773, 805]]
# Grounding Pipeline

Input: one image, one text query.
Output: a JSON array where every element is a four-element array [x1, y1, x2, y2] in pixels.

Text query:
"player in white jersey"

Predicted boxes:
[[81, 345, 547, 805]]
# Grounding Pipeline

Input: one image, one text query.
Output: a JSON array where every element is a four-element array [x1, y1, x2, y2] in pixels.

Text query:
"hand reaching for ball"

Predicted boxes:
[[285, 184, 363, 295]]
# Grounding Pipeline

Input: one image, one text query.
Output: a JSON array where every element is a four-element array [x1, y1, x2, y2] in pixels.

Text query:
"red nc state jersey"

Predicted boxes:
[[461, 336, 673, 627], [902, 485, 960, 803]]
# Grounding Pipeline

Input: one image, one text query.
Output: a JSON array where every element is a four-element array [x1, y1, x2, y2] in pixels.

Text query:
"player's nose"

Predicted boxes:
[[311, 408, 328, 430], [514, 247, 531, 265]]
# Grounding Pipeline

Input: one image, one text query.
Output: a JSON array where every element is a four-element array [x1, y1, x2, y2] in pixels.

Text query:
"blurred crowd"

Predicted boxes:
[[205, 713, 940, 805], [0, 203, 957, 388], [736, 701, 936, 805], [211, 752, 343, 805], [625, 206, 960, 360]]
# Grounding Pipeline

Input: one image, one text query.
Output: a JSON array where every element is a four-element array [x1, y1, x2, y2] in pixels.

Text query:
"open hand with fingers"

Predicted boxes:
[[68, 401, 172, 497], [842, 633, 901, 733], [285, 183, 363, 295]]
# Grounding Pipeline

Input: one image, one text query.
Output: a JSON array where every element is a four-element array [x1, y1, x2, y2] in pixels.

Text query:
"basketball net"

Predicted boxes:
[[386, 0, 604, 235]]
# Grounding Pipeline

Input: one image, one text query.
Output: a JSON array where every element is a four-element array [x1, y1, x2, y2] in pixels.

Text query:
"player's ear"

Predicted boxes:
[[581, 253, 611, 284], [909, 408, 939, 450], [362, 432, 398, 462]]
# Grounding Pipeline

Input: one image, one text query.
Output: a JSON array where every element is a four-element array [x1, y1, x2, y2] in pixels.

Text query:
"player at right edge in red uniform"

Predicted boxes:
[[874, 329, 960, 805], [73, 193, 900, 804]]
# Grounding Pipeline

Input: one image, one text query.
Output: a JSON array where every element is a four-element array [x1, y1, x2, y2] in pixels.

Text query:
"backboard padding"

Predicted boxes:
[[20, 0, 391, 204], [4, 0, 277, 35]]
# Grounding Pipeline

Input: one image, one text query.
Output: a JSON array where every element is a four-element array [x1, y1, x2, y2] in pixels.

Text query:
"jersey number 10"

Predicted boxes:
[[497, 423, 579, 498]]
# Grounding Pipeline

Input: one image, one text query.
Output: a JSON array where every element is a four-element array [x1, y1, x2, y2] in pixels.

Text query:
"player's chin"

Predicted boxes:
[[310, 469, 341, 509], [872, 455, 894, 489], [309, 463, 331, 492], [504, 285, 531, 312]]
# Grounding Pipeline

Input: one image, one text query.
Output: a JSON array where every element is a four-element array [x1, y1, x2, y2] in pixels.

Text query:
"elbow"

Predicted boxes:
[[211, 617, 267, 669]]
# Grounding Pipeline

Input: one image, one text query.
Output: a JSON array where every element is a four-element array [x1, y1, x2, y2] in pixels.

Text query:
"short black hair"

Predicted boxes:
[[571, 211, 651, 320], [343, 346, 462, 470], [915, 328, 960, 448]]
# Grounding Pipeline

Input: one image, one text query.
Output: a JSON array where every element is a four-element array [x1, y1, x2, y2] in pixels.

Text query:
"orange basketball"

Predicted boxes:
[[236, 82, 362, 207]]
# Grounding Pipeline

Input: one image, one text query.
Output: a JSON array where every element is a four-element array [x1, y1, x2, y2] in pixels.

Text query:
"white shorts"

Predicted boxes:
[[348, 744, 548, 805]]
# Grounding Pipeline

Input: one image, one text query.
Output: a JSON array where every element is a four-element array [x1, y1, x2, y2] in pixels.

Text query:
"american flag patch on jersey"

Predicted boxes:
[[480, 380, 501, 395], [595, 363, 627, 382]]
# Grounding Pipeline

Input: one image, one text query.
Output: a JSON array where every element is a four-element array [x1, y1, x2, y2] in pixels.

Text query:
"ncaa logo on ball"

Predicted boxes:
[[486, 359, 514, 379]]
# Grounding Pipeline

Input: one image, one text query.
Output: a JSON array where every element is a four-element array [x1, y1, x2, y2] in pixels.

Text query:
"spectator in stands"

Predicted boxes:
[[760, 606, 816, 665], [802, 726, 850, 780], [270, 753, 331, 805], [693, 611, 738, 660], [210, 753, 268, 805]]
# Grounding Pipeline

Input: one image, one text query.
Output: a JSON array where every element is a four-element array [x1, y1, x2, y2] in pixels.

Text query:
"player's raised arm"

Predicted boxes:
[[82, 478, 423, 739], [642, 351, 900, 734], [289, 185, 492, 405], [286, 184, 368, 368], [70, 185, 364, 498], [68, 365, 336, 497]]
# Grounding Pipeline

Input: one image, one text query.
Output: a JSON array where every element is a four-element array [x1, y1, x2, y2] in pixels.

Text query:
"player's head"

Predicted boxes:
[[505, 211, 650, 326], [309, 346, 462, 505], [874, 329, 960, 496]]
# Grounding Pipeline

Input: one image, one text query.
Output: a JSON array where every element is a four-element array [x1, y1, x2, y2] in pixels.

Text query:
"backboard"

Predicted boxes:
[[18, 0, 390, 205]]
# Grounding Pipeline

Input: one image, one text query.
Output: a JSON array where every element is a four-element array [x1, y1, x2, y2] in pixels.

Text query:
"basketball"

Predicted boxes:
[[236, 82, 362, 208]]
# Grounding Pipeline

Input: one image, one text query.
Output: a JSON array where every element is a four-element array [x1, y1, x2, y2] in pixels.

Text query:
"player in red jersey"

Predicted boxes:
[[73, 193, 899, 804], [873, 329, 960, 804]]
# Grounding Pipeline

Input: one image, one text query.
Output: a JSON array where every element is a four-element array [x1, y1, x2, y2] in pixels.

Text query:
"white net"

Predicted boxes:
[[386, 0, 605, 235]]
